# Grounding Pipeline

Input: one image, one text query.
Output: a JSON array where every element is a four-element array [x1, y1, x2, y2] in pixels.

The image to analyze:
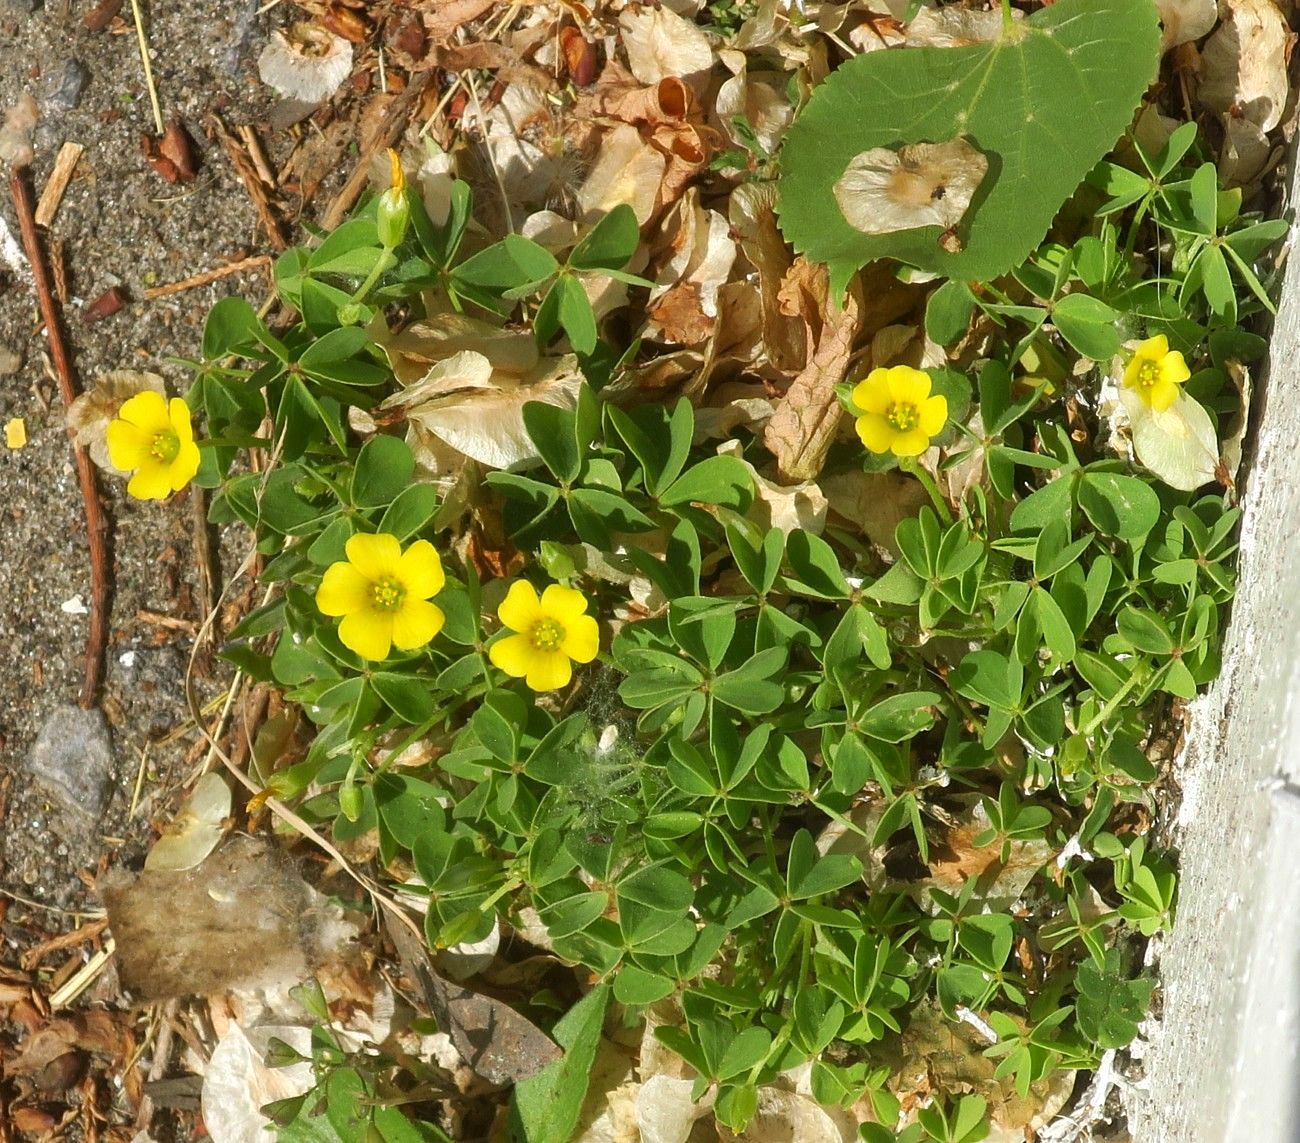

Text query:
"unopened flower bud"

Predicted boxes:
[[377, 148, 409, 249]]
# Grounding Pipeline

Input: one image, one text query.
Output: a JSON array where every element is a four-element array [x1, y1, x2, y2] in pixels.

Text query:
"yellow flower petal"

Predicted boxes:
[[345, 532, 402, 580], [891, 429, 931, 458], [851, 372, 891, 416], [126, 462, 174, 501], [540, 584, 590, 626], [526, 650, 573, 692], [1159, 351, 1191, 387], [317, 563, 371, 616], [397, 540, 445, 600], [117, 390, 172, 434], [488, 632, 536, 679], [560, 614, 599, 664], [1148, 379, 1180, 412], [168, 439, 201, 491], [918, 394, 948, 436], [855, 413, 897, 455], [885, 366, 932, 407], [1136, 334, 1169, 361], [168, 398, 195, 444], [391, 599, 444, 650], [1121, 356, 1144, 392], [339, 610, 394, 661], [107, 419, 153, 471], [498, 580, 543, 634]]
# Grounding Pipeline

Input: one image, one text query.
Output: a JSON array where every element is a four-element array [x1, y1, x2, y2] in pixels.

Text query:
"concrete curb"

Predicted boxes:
[[1129, 202, 1300, 1140]]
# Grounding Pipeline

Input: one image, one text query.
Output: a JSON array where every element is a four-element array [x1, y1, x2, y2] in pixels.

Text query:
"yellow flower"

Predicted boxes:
[[106, 390, 201, 500], [851, 365, 948, 458], [316, 533, 446, 661], [1122, 335, 1191, 412], [489, 581, 599, 692]]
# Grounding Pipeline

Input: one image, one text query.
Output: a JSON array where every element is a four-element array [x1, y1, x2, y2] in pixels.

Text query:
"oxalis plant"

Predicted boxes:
[[95, 0, 1286, 1137]]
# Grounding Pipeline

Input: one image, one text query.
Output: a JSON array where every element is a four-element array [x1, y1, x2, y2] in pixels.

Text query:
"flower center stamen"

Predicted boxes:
[[1136, 360, 1160, 390], [886, 402, 920, 432], [370, 576, 405, 612], [150, 430, 181, 463], [529, 617, 566, 652]]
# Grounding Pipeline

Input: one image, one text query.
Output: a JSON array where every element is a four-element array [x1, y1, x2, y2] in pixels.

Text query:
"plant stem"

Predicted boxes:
[[352, 251, 396, 305], [899, 457, 953, 524], [1001, 0, 1013, 32]]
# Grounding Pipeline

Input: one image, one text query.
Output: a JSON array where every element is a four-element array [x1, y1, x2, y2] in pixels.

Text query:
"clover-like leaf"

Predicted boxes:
[[778, 0, 1161, 290]]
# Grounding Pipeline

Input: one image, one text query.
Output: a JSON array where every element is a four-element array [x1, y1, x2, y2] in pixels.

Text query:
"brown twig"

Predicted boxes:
[[208, 113, 288, 250], [8, 165, 111, 709], [142, 253, 271, 299]]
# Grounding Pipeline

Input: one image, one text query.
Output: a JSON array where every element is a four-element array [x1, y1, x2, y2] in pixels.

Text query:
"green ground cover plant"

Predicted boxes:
[[98, 0, 1289, 1137]]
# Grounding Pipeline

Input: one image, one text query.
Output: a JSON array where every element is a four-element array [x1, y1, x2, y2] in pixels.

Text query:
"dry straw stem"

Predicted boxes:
[[34, 142, 84, 227], [128, 0, 164, 135]]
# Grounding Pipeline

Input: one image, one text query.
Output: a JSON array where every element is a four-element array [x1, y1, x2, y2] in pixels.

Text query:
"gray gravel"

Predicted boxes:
[[0, 0, 274, 911]]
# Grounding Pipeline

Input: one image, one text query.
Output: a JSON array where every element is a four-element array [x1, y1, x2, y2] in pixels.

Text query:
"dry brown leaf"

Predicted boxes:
[[1157, 0, 1217, 50], [730, 181, 805, 374], [258, 23, 352, 103], [427, 0, 498, 43], [648, 283, 715, 345], [716, 49, 793, 154], [619, 5, 715, 88], [762, 266, 863, 482], [142, 118, 200, 184], [381, 342, 581, 473], [647, 189, 736, 344], [821, 469, 929, 557], [890, 1003, 1074, 1140], [578, 122, 667, 224], [918, 797, 1054, 906], [1198, 0, 1293, 133], [1219, 112, 1279, 188], [384, 906, 561, 1087]]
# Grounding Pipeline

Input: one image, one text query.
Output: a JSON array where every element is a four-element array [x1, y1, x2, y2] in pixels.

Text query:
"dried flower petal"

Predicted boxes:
[[258, 23, 353, 104], [834, 137, 988, 237], [66, 369, 167, 472]]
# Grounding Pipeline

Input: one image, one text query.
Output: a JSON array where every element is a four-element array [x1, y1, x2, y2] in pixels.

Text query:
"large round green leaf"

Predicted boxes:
[[777, 0, 1160, 290]]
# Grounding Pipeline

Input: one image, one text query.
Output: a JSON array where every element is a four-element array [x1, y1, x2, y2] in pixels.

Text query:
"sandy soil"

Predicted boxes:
[[0, 0, 278, 908]]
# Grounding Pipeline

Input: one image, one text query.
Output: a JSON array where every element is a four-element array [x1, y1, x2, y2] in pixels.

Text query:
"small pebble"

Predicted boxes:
[[26, 704, 114, 823], [0, 345, 21, 375], [44, 58, 88, 113]]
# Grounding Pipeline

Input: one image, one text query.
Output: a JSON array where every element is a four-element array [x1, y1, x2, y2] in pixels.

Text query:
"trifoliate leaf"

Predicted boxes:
[[778, 0, 1161, 290]]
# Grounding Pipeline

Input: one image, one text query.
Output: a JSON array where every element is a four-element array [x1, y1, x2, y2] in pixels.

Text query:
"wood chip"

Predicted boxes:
[[82, 285, 126, 323], [34, 142, 84, 228], [82, 0, 123, 31]]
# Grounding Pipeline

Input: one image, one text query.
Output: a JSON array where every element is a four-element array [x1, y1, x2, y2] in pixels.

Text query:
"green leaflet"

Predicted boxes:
[[777, 0, 1160, 289]]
